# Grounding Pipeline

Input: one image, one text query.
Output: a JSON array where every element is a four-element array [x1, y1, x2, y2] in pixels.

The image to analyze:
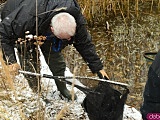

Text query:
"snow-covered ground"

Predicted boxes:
[[5, 47, 142, 120], [0, 13, 142, 119], [39, 48, 142, 120], [0, 44, 143, 120]]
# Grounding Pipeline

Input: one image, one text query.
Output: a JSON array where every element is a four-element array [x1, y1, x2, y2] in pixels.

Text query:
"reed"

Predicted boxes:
[[78, 0, 160, 26], [0, 49, 15, 90]]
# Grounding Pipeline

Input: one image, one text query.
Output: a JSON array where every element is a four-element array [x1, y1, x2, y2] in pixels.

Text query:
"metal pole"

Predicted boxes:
[[19, 70, 130, 87]]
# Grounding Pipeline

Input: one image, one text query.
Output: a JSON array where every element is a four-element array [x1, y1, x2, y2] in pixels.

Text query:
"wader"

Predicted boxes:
[[41, 40, 77, 100]]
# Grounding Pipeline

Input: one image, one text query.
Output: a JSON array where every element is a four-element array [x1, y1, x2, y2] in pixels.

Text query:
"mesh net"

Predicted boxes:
[[82, 81, 129, 120]]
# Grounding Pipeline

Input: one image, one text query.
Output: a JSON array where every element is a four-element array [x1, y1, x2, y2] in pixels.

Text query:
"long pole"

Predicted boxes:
[[19, 70, 130, 87]]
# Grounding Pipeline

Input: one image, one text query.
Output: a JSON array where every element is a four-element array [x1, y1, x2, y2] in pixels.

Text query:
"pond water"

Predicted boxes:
[[63, 14, 160, 109]]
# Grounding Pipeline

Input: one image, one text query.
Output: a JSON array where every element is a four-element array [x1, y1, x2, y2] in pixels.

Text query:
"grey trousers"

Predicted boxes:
[[42, 51, 66, 76], [41, 41, 66, 77]]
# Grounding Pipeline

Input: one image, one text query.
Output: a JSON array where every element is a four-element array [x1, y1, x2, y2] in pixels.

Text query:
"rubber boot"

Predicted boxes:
[[55, 79, 77, 100], [27, 76, 41, 93]]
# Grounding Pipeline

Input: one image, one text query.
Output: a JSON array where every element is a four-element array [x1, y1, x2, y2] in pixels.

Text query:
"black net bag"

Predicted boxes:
[[82, 81, 129, 120]]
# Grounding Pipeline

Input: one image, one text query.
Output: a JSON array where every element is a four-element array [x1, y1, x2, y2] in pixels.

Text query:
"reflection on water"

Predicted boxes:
[[63, 14, 160, 109]]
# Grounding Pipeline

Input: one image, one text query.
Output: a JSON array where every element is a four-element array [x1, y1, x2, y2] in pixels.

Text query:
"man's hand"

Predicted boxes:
[[97, 69, 109, 79], [8, 63, 21, 76]]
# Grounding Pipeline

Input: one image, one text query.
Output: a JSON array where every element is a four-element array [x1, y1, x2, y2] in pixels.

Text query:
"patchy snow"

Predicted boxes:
[[123, 105, 142, 120], [39, 48, 142, 120], [0, 47, 143, 119], [0, 41, 143, 119]]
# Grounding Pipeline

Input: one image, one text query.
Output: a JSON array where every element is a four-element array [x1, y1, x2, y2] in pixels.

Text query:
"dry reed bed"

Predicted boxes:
[[63, 12, 160, 110], [78, 0, 160, 26], [0, 49, 87, 120]]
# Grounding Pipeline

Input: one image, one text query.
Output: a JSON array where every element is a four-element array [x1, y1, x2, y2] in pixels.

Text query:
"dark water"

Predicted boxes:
[[63, 14, 160, 109]]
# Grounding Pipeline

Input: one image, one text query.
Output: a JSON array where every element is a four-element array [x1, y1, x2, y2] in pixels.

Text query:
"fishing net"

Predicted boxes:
[[82, 81, 129, 120], [143, 51, 157, 62]]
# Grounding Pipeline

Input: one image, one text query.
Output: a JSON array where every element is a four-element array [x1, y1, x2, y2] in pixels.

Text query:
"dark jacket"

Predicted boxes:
[[0, 0, 103, 73], [140, 50, 160, 119]]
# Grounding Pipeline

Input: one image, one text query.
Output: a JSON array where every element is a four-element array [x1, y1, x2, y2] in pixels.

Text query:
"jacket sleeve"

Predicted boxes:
[[0, 6, 24, 63], [1, 36, 17, 64], [73, 25, 103, 73], [0, 2, 36, 63], [0, 18, 17, 63]]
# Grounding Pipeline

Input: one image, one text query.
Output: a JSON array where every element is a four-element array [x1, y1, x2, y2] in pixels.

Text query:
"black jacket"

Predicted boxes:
[[0, 0, 103, 73], [140, 50, 160, 119]]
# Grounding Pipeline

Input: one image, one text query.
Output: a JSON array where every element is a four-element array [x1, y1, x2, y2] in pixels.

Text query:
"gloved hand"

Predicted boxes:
[[8, 63, 21, 76], [97, 69, 109, 80]]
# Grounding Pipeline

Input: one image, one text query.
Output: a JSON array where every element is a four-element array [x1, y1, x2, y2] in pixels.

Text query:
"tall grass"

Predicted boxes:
[[0, 49, 14, 90], [78, 0, 160, 26]]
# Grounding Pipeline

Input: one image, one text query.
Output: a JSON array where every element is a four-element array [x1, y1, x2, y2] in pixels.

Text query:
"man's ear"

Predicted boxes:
[[51, 26, 54, 33]]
